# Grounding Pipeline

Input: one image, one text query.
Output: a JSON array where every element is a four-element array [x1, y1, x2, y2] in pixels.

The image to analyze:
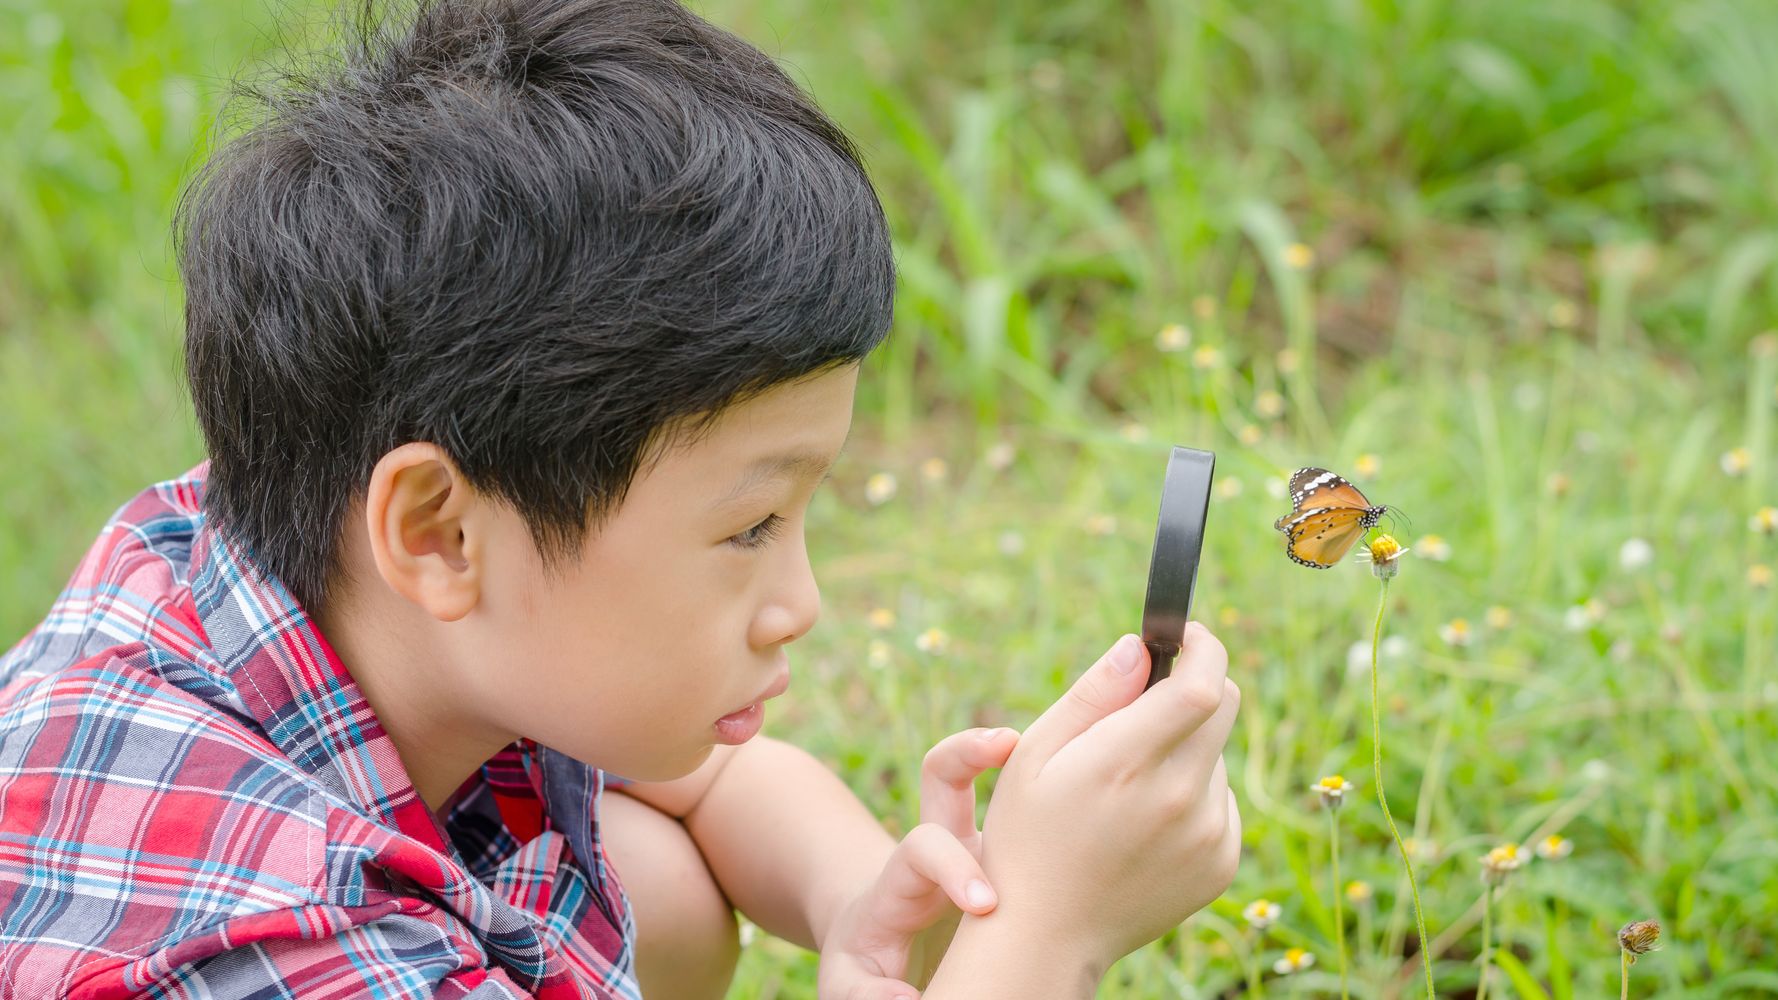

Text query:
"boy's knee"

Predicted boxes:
[[600, 790, 740, 1000]]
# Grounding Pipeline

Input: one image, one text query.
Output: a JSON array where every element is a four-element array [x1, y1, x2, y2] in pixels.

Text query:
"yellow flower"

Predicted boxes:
[[1618, 919, 1662, 959], [1273, 947, 1316, 975], [1547, 299, 1580, 329], [1344, 880, 1374, 905], [1722, 447, 1752, 477], [1438, 618, 1474, 647], [1192, 345, 1223, 370], [1480, 842, 1526, 884], [1283, 242, 1315, 270], [1750, 564, 1773, 589], [919, 457, 948, 483], [1242, 898, 1281, 930], [1155, 323, 1192, 353], [865, 472, 898, 505], [1083, 513, 1117, 537], [1485, 605, 1515, 629], [866, 607, 896, 631], [1364, 534, 1410, 580], [1193, 294, 1218, 320], [1417, 533, 1452, 562], [1535, 834, 1573, 860], [1238, 424, 1263, 446], [1353, 453, 1380, 479], [1312, 774, 1353, 810], [1120, 422, 1149, 442], [914, 628, 949, 655], [1255, 390, 1285, 419], [1218, 606, 1243, 628], [1402, 837, 1439, 862], [1275, 347, 1301, 375], [1546, 472, 1573, 498], [1751, 506, 1778, 536], [867, 640, 891, 670], [1215, 478, 1244, 500]]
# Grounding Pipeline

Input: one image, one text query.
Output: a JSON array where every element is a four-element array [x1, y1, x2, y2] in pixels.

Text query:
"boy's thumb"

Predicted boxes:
[[1018, 635, 1149, 760]]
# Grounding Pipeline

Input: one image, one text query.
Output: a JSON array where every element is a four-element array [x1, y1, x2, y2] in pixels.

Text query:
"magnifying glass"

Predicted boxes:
[[1139, 446, 1216, 689]]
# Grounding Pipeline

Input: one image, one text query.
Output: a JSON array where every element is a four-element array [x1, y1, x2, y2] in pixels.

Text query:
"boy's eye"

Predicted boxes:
[[729, 513, 785, 550]]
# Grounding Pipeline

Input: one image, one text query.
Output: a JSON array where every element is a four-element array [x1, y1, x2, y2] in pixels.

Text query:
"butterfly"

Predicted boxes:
[[1273, 467, 1389, 569]]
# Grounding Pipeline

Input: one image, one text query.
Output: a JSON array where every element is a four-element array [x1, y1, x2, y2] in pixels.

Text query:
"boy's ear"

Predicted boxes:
[[363, 442, 484, 622]]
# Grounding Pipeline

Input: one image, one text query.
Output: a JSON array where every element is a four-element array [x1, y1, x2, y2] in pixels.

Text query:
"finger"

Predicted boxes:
[[873, 823, 999, 922], [921, 727, 1018, 837], [1164, 677, 1240, 786], [1017, 634, 1150, 766], [1099, 622, 1229, 767]]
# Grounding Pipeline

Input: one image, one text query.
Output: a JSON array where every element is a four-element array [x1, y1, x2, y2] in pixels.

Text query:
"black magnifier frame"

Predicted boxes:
[[1139, 446, 1216, 690]]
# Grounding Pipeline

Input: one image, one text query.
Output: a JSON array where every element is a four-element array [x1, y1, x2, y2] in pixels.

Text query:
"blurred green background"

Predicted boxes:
[[5, 0, 1778, 995]]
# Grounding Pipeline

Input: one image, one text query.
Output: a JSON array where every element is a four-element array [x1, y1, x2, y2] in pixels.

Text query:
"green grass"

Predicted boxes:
[[5, 0, 1778, 995]]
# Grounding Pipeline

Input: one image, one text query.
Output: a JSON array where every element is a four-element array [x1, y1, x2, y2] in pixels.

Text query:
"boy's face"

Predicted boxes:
[[459, 363, 858, 782]]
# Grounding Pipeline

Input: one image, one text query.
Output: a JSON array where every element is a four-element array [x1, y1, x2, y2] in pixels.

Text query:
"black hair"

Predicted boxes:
[[176, 0, 894, 611]]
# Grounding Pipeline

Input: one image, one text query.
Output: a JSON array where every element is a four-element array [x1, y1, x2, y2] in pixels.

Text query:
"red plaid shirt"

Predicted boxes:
[[0, 463, 641, 998]]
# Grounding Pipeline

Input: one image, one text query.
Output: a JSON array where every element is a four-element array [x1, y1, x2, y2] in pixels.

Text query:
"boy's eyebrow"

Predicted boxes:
[[714, 449, 839, 508]]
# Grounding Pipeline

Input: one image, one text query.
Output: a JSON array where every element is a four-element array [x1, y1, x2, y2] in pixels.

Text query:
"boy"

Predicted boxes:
[[0, 0, 1241, 996]]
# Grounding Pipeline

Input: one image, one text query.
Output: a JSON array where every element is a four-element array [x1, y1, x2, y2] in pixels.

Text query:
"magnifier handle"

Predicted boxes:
[[1144, 640, 1180, 688]]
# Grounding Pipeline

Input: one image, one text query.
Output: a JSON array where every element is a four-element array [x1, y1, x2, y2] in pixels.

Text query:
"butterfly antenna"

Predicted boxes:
[[1389, 508, 1413, 534]]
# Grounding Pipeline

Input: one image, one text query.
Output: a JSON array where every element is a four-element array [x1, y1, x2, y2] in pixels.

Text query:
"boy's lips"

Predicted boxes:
[[719, 668, 791, 722]]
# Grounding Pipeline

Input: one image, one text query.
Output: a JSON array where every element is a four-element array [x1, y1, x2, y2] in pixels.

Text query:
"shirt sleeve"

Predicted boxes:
[[68, 908, 546, 1000]]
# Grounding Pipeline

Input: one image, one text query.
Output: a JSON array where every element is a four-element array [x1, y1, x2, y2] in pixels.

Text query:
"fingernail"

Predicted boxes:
[[965, 879, 996, 908], [1110, 634, 1141, 675]]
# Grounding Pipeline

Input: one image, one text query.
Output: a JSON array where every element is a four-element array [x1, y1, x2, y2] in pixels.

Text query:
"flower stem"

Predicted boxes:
[[1329, 809, 1349, 1000], [1370, 577, 1436, 998], [1621, 949, 1631, 1000], [1477, 885, 1494, 1000]]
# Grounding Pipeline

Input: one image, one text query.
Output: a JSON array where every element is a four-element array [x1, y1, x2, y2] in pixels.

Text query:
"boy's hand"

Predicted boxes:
[[927, 626, 1242, 989], [815, 726, 1019, 999]]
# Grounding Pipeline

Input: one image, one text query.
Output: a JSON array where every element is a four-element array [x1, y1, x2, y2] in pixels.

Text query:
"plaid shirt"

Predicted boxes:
[[0, 463, 642, 999]]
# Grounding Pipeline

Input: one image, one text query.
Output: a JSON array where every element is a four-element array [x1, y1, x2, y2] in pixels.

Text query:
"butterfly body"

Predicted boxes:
[[1273, 467, 1388, 568]]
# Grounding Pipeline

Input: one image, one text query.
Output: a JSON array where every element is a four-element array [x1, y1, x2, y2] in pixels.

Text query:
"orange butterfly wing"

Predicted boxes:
[[1274, 467, 1388, 568], [1276, 507, 1372, 568]]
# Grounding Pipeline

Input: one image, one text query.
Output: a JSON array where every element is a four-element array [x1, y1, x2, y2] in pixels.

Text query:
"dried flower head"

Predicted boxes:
[[984, 441, 1017, 471], [1364, 534, 1410, 580], [1243, 898, 1282, 930], [1618, 919, 1662, 959], [1312, 774, 1353, 810], [1480, 842, 1526, 885], [1273, 947, 1316, 975], [1546, 472, 1573, 498], [1535, 834, 1573, 860]]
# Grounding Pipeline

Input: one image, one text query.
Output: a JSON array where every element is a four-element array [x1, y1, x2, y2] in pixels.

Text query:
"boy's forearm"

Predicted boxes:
[[922, 910, 1105, 999], [683, 735, 894, 950]]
